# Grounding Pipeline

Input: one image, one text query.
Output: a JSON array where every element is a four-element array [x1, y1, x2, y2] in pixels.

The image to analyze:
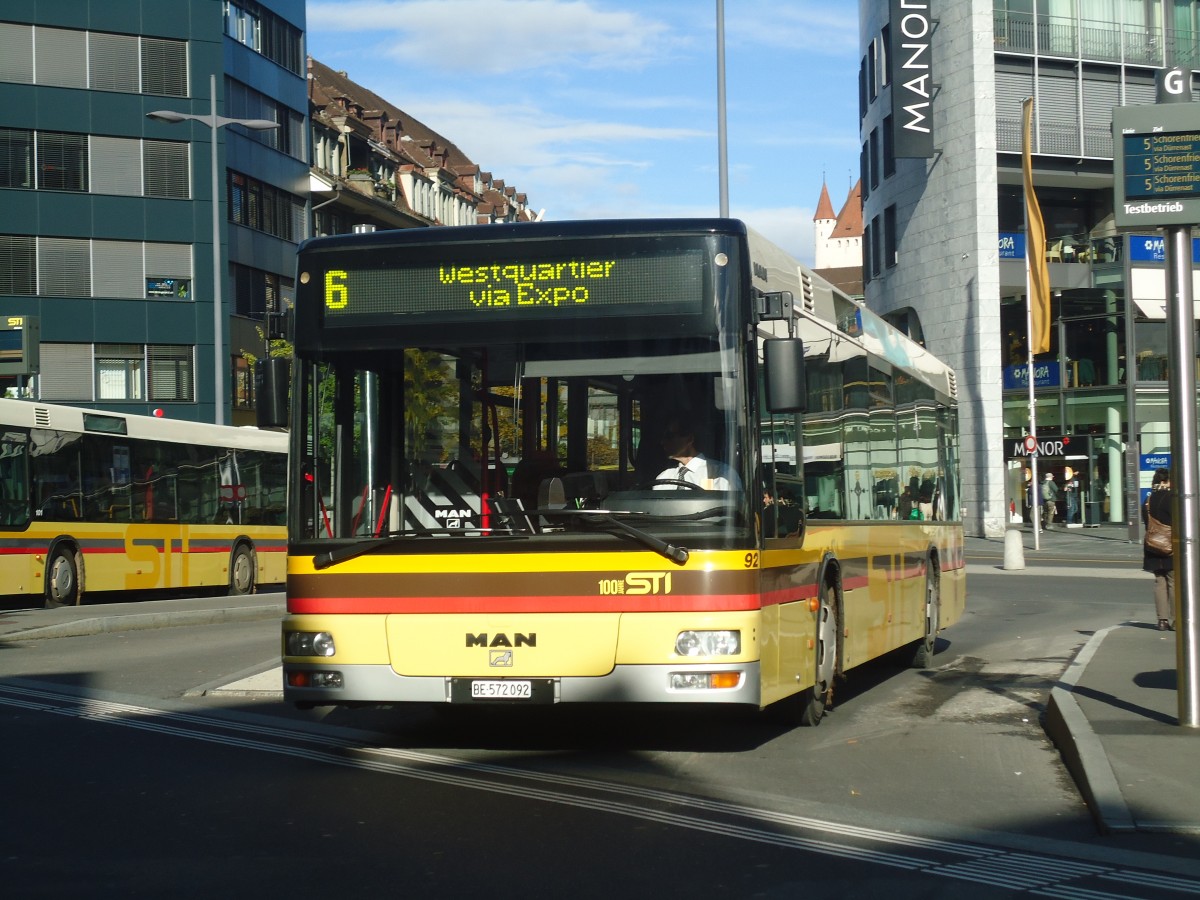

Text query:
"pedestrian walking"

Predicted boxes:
[[1041, 471, 1059, 527], [1142, 467, 1175, 632]]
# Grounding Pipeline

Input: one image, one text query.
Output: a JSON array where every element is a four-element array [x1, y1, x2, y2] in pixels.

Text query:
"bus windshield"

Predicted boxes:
[[294, 334, 751, 548]]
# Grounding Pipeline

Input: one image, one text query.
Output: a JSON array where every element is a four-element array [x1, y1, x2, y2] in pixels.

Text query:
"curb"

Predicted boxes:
[[1042, 624, 1136, 834], [0, 602, 284, 641]]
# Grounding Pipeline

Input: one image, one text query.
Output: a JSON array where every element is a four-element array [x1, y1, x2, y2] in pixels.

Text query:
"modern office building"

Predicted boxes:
[[0, 0, 308, 426], [858, 0, 1200, 537]]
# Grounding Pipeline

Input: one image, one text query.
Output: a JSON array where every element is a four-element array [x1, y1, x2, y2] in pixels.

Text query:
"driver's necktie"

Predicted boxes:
[[677, 465, 689, 485]]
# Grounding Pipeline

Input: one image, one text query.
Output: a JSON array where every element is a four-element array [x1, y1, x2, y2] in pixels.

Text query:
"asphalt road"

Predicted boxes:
[[2, 565, 1198, 898]]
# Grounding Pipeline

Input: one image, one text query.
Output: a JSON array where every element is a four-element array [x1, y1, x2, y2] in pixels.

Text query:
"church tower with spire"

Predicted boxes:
[[812, 181, 838, 269], [812, 179, 864, 298]]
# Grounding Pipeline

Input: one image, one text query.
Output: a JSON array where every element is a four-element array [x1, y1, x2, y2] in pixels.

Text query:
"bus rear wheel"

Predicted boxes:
[[46, 547, 81, 608], [801, 580, 839, 726], [229, 545, 255, 596]]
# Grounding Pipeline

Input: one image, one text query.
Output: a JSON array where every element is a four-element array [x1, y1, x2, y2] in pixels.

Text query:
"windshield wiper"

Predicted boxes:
[[312, 528, 526, 570], [536, 509, 689, 564]]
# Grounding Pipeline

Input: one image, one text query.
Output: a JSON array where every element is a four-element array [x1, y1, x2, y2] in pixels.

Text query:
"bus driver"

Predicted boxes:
[[654, 418, 742, 491]]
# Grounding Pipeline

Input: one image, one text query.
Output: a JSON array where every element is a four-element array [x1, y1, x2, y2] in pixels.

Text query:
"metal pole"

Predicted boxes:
[[716, 0, 729, 217], [1164, 224, 1200, 727], [210, 73, 225, 427], [1024, 179, 1041, 550]]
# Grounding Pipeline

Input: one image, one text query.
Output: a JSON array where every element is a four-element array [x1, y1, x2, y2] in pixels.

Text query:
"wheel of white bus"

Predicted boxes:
[[45, 546, 81, 608], [911, 558, 941, 669], [801, 578, 839, 726], [229, 544, 255, 596]]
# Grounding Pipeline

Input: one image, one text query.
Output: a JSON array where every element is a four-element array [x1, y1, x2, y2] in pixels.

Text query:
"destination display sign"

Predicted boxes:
[[310, 245, 707, 326], [1113, 103, 1200, 226], [1122, 130, 1200, 199]]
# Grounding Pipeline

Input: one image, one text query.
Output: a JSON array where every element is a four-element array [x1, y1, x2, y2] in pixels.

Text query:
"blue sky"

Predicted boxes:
[[305, 0, 860, 265]]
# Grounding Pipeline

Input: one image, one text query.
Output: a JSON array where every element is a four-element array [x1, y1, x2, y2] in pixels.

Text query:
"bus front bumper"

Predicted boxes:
[[283, 661, 762, 708]]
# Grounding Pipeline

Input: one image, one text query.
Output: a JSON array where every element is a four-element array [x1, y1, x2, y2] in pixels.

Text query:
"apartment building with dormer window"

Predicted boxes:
[[306, 58, 531, 237]]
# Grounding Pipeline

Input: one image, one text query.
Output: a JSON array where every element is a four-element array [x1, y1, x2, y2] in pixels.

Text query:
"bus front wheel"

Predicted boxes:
[[46, 547, 81, 608], [801, 579, 839, 726], [229, 544, 255, 596], [911, 560, 941, 669]]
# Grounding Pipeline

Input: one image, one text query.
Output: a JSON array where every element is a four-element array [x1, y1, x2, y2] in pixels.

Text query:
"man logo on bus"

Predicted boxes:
[[435, 507, 474, 529], [466, 633, 536, 648], [490, 649, 514, 667]]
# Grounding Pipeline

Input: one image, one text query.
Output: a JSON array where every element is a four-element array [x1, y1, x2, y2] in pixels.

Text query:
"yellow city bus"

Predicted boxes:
[[281, 219, 964, 724], [0, 399, 287, 607]]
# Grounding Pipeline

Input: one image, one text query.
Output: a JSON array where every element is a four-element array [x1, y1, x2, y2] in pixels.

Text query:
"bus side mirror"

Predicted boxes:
[[256, 357, 291, 429], [763, 338, 806, 413]]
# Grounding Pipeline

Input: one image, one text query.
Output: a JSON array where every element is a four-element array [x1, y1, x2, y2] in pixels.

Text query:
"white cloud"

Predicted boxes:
[[308, 0, 680, 74], [726, 4, 858, 55], [374, 94, 707, 171]]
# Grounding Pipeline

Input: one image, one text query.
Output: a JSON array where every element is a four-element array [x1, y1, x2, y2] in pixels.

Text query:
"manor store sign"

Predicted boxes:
[[887, 0, 934, 158], [1006, 435, 1073, 460]]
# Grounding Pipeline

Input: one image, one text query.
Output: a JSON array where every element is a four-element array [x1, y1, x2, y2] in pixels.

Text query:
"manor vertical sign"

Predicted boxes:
[[888, 0, 934, 159]]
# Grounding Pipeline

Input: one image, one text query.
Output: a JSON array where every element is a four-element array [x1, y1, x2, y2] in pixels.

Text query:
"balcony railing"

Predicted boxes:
[[993, 9, 1196, 67]]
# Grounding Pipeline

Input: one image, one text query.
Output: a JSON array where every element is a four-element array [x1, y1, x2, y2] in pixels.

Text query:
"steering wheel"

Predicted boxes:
[[636, 477, 705, 491]]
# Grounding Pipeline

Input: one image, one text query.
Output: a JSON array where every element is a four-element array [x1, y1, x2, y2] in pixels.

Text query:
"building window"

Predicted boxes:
[[228, 170, 305, 241], [143, 140, 190, 198], [96, 344, 145, 401], [870, 215, 882, 279], [884, 205, 897, 269], [38, 237, 90, 297], [5, 130, 186, 198], [140, 37, 188, 97], [232, 263, 293, 317], [36, 343, 195, 403], [0, 127, 33, 188], [883, 115, 895, 178], [0, 235, 35, 294], [867, 39, 877, 102], [869, 128, 880, 191], [0, 22, 34, 83], [862, 221, 873, 284], [36, 132, 87, 191], [880, 26, 890, 87], [148, 344, 194, 402], [89, 31, 139, 93], [224, 1, 303, 76], [90, 136, 143, 195], [233, 356, 254, 410], [226, 78, 305, 161], [0, 25, 186, 97], [860, 143, 870, 204], [0, 235, 191, 299]]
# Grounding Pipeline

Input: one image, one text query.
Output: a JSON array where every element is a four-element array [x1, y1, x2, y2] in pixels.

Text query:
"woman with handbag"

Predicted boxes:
[[1143, 467, 1175, 631]]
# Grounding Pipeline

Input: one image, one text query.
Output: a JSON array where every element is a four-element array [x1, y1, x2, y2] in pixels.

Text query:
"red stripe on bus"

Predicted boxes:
[[287, 593, 770, 615]]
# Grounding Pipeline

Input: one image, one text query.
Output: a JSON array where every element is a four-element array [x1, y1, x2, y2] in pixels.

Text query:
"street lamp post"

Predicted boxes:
[[147, 73, 279, 426]]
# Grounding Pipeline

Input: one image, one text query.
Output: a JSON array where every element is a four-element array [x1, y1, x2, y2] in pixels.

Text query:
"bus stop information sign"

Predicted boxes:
[[1113, 102, 1200, 227]]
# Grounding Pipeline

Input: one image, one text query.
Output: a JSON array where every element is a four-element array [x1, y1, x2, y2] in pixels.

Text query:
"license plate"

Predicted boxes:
[[470, 680, 532, 700]]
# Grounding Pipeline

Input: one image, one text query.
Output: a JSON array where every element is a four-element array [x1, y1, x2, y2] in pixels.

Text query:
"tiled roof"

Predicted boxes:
[[830, 179, 863, 238], [813, 265, 863, 298], [813, 181, 836, 221], [308, 58, 474, 170]]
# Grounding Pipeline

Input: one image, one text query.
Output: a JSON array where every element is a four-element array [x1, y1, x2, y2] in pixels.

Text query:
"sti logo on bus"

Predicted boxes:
[[466, 633, 537, 648], [598, 572, 673, 595]]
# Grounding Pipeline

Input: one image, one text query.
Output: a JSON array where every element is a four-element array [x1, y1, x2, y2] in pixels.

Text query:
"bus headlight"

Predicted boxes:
[[286, 631, 336, 657], [675, 630, 740, 657]]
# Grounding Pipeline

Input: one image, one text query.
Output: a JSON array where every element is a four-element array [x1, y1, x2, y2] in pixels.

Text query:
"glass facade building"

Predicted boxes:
[[0, 0, 308, 425], [858, 0, 1200, 537]]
